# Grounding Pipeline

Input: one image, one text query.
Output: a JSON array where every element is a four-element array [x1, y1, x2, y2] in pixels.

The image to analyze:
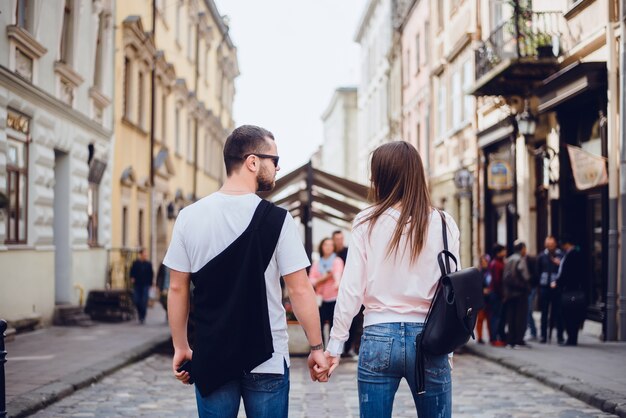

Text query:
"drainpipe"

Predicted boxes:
[[618, 0, 626, 341], [192, 16, 200, 200], [606, 2, 619, 341], [149, 0, 157, 267]]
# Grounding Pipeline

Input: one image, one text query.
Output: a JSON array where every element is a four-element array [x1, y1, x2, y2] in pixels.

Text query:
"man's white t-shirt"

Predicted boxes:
[[163, 192, 310, 374]]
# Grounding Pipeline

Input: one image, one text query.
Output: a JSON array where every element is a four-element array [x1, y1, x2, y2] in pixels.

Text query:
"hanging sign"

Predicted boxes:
[[487, 160, 513, 190], [567, 145, 608, 191]]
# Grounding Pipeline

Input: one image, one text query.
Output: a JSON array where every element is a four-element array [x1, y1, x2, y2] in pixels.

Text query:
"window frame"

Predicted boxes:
[[5, 132, 30, 245]]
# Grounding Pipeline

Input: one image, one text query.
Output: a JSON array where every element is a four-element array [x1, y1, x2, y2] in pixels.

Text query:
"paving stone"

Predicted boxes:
[[29, 353, 619, 417]]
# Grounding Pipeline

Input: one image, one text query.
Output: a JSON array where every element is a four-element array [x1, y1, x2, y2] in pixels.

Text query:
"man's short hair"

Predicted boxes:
[[223, 125, 275, 175], [332, 230, 343, 237], [492, 243, 505, 256], [513, 240, 526, 253]]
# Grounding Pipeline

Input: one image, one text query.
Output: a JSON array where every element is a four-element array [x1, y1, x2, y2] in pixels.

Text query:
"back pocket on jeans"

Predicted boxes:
[[359, 335, 393, 372]]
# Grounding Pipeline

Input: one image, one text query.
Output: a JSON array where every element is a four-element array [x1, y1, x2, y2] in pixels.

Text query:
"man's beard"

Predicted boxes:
[[256, 165, 275, 192]]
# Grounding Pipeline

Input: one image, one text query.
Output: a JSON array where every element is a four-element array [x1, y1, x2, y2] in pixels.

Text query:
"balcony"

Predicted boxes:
[[472, 10, 567, 97]]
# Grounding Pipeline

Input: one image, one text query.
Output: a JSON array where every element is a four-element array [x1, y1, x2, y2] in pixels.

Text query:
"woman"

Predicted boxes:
[[309, 237, 344, 344], [326, 141, 459, 418]]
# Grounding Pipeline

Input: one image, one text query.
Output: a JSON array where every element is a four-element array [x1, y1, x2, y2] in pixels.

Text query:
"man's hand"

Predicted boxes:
[[172, 347, 193, 384], [307, 350, 329, 382]]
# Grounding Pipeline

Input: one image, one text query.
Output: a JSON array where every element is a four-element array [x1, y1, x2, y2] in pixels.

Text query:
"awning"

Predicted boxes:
[[537, 61, 607, 113], [260, 162, 369, 258]]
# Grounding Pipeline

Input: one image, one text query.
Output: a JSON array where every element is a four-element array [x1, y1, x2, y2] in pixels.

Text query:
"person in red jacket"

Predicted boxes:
[[488, 244, 507, 346]]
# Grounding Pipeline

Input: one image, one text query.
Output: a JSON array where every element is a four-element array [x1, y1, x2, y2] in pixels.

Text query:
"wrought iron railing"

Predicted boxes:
[[476, 10, 567, 80]]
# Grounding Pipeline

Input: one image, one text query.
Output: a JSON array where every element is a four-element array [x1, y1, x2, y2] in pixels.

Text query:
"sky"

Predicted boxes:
[[213, 0, 367, 175]]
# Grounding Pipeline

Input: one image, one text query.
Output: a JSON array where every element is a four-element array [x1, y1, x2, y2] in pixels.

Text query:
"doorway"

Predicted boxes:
[[54, 150, 71, 304]]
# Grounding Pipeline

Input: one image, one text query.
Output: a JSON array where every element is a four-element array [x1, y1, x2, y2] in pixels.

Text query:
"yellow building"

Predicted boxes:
[[110, 0, 238, 287]]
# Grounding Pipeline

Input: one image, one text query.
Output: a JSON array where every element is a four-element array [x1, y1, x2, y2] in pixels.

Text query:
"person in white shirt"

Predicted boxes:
[[165, 125, 328, 418], [325, 141, 459, 418]]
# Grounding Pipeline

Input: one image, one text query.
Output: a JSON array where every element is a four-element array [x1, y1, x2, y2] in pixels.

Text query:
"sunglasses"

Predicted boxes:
[[243, 153, 280, 168]]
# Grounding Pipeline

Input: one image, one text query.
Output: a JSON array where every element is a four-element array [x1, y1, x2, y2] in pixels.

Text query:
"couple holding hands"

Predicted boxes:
[[165, 125, 457, 418]]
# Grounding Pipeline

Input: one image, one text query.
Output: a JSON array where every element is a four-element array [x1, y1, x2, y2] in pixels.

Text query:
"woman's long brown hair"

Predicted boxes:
[[357, 141, 432, 264]]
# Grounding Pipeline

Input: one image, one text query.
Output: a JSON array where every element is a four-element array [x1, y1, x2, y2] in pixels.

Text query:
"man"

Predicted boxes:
[[130, 248, 154, 324], [165, 125, 328, 418], [488, 244, 507, 346], [332, 230, 348, 263], [503, 241, 532, 348], [557, 235, 586, 346], [536, 236, 563, 343]]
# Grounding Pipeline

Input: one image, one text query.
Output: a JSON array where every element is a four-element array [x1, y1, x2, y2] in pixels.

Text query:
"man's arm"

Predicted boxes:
[[283, 268, 328, 381], [167, 269, 193, 384]]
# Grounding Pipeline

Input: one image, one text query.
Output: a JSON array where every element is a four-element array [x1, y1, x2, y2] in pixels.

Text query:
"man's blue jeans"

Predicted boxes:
[[195, 361, 289, 418], [358, 323, 451, 418]]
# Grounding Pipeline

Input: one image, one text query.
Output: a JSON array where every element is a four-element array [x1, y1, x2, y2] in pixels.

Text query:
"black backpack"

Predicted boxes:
[[414, 211, 484, 394]]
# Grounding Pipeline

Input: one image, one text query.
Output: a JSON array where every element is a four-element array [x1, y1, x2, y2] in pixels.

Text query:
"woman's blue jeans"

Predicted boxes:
[[358, 322, 451, 418]]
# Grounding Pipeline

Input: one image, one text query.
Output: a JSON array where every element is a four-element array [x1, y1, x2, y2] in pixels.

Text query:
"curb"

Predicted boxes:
[[7, 333, 172, 418], [464, 345, 626, 417]]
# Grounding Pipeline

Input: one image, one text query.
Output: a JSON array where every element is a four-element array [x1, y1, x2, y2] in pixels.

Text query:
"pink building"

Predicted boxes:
[[401, 0, 430, 174]]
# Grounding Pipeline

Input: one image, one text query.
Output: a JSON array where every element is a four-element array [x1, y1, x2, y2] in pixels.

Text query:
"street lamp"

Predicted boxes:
[[516, 99, 537, 138]]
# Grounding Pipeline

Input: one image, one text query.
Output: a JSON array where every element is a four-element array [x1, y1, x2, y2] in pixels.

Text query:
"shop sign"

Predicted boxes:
[[487, 160, 513, 190], [567, 145, 608, 191]]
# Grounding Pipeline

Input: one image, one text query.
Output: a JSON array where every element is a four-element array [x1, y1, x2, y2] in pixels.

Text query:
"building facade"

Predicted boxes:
[[320, 87, 359, 182], [425, 0, 478, 266], [110, 0, 237, 288], [0, 0, 115, 324], [355, 0, 395, 184], [471, 0, 623, 339]]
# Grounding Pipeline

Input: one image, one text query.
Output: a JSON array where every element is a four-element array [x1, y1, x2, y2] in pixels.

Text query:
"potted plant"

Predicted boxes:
[[535, 32, 555, 58]]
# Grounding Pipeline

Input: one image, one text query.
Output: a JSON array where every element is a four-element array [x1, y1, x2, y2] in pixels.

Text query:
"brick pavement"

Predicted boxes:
[[31, 353, 616, 417], [465, 318, 626, 417], [4, 304, 170, 418]]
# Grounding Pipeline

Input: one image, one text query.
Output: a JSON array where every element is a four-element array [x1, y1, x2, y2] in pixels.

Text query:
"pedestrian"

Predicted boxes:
[[476, 254, 492, 344], [526, 252, 539, 341], [130, 248, 154, 324], [557, 235, 586, 346], [502, 241, 532, 348], [156, 262, 170, 313], [488, 244, 507, 346], [325, 141, 457, 417], [332, 230, 349, 263], [537, 236, 563, 343], [309, 237, 344, 345], [333, 229, 363, 358], [164, 125, 329, 418]]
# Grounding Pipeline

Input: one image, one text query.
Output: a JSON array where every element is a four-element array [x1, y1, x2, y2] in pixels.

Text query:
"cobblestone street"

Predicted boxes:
[[31, 352, 616, 417]]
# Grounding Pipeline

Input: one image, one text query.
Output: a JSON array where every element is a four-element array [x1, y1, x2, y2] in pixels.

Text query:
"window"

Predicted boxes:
[[123, 57, 131, 118], [175, 106, 181, 154], [16, 0, 34, 32], [415, 34, 421, 70], [122, 207, 128, 248], [138, 71, 145, 128], [416, 122, 421, 152], [204, 46, 210, 84], [452, 69, 462, 128], [463, 58, 473, 123], [60, 0, 74, 64], [93, 12, 105, 89], [138, 209, 144, 247], [187, 20, 194, 60], [161, 92, 167, 142], [176, 1, 182, 42], [87, 183, 99, 246], [437, 1, 444, 30], [6, 136, 29, 244], [186, 118, 193, 162], [438, 80, 447, 137], [424, 21, 430, 63]]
